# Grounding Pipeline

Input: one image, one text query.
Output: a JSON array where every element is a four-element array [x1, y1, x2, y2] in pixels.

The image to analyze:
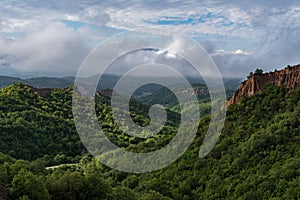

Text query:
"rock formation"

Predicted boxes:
[[227, 64, 300, 107], [30, 86, 52, 97], [19, 84, 52, 97]]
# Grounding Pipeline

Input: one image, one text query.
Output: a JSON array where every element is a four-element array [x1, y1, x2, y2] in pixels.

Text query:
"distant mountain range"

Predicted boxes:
[[0, 75, 241, 100], [0, 76, 74, 89]]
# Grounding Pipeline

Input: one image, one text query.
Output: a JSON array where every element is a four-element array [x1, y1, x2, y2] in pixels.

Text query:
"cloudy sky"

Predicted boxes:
[[0, 0, 299, 78]]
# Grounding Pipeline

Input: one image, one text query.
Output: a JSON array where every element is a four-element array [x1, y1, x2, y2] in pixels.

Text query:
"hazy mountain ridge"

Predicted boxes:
[[0, 75, 241, 101]]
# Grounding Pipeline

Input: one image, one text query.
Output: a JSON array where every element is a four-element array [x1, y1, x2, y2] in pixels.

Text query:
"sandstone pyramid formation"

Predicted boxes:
[[227, 64, 300, 107]]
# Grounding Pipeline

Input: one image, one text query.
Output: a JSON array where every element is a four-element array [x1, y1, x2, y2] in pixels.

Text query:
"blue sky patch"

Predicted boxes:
[[145, 12, 235, 27], [61, 20, 87, 30]]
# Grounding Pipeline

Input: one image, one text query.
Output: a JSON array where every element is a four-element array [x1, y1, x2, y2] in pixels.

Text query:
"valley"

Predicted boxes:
[[0, 65, 299, 199]]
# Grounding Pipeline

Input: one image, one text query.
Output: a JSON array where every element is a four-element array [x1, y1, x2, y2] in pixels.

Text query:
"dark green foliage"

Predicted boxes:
[[129, 83, 299, 199], [248, 68, 263, 78], [254, 68, 263, 75], [48, 171, 112, 200], [0, 83, 299, 199], [0, 83, 84, 161], [10, 169, 50, 200], [0, 83, 180, 160]]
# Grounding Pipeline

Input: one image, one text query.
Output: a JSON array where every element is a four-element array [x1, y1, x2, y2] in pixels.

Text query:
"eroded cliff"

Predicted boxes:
[[227, 64, 300, 107]]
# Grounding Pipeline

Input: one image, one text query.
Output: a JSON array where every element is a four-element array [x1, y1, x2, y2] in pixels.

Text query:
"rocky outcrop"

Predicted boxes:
[[30, 87, 52, 97], [19, 84, 52, 97], [227, 64, 300, 107]]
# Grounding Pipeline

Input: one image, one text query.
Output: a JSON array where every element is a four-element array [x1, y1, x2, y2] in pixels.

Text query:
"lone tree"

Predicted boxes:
[[254, 68, 263, 75], [247, 68, 263, 78]]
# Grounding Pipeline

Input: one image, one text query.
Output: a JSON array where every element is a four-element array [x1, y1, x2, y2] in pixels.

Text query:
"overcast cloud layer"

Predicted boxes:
[[0, 0, 299, 78]]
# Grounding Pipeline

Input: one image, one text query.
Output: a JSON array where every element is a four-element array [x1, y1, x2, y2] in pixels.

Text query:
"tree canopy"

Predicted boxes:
[[0, 83, 299, 199]]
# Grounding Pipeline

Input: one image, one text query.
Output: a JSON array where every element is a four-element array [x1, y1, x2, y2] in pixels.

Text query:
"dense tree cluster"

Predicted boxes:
[[0, 84, 83, 162]]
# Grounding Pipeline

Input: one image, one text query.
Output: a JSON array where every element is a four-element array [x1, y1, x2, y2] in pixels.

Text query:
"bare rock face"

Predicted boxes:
[[30, 87, 52, 97], [19, 84, 52, 97], [226, 64, 300, 107]]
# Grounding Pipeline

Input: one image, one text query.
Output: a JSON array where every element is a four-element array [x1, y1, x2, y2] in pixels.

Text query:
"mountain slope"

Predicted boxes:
[[0, 83, 180, 161], [114, 83, 300, 199], [0, 81, 299, 199]]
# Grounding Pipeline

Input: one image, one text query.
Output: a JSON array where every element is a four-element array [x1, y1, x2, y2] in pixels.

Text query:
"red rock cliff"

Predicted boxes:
[[30, 87, 52, 97], [20, 84, 52, 97], [227, 64, 300, 107]]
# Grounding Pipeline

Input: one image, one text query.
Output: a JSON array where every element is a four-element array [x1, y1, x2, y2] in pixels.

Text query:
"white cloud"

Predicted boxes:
[[165, 34, 194, 54], [0, 22, 94, 73], [214, 49, 250, 56], [0, 0, 299, 78]]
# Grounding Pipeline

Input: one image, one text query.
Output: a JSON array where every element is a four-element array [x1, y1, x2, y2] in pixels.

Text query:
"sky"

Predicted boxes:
[[0, 0, 299, 78]]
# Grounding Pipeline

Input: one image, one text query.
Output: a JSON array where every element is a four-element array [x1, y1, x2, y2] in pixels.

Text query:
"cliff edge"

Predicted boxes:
[[226, 64, 300, 107]]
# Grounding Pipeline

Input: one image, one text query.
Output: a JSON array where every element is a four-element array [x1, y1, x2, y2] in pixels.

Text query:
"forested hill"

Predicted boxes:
[[0, 83, 180, 161], [0, 82, 299, 199], [0, 83, 82, 161]]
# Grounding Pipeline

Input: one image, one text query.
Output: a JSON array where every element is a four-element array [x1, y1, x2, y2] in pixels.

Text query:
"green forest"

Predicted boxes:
[[0, 83, 299, 199]]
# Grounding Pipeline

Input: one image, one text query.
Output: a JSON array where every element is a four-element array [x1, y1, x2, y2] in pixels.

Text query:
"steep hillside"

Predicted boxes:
[[0, 83, 299, 200], [0, 73, 299, 199]]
